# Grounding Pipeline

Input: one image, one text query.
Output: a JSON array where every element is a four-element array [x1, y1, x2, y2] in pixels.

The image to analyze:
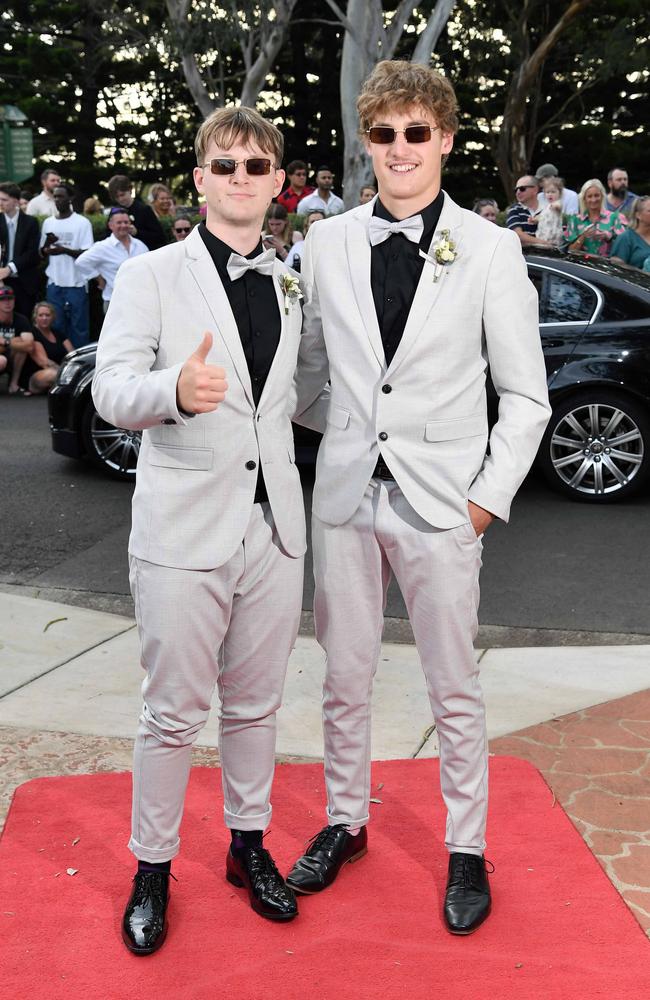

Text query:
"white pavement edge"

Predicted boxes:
[[0, 593, 648, 760]]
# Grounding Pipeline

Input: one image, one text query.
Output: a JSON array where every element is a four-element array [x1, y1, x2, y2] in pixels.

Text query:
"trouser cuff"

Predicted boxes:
[[224, 806, 272, 831], [128, 835, 180, 863]]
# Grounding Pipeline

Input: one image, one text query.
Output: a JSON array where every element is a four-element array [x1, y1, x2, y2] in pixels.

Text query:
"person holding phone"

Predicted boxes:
[[261, 203, 293, 260], [566, 179, 627, 256], [40, 183, 94, 347]]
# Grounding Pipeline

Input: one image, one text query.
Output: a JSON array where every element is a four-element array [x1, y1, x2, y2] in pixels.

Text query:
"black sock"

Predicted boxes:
[[231, 829, 264, 854], [137, 859, 171, 875]]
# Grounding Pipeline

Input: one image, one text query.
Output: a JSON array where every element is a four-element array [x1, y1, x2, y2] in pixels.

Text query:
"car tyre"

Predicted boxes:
[[539, 390, 650, 503], [81, 397, 140, 481]]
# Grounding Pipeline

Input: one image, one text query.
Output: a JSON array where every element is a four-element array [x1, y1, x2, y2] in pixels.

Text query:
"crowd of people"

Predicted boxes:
[[474, 163, 649, 271], [0, 156, 648, 397]]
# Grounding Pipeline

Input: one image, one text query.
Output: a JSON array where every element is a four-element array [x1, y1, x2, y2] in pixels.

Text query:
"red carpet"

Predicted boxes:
[[1, 757, 648, 1000]]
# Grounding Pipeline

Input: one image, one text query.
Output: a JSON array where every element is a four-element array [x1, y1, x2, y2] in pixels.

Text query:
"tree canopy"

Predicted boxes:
[[1, 0, 647, 207]]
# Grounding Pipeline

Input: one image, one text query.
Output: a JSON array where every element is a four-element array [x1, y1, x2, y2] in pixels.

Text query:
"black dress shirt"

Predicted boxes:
[[370, 191, 444, 366], [199, 222, 282, 502]]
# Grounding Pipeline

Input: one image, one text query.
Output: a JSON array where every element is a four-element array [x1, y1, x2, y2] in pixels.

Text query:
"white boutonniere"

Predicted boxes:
[[278, 273, 303, 314], [419, 229, 458, 282]]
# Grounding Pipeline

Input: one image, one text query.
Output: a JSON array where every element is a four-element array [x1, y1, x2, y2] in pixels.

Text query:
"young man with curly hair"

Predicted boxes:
[[289, 60, 551, 935]]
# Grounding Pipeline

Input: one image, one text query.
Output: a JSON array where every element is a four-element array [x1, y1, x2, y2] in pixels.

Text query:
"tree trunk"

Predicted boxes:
[[333, 0, 456, 208], [337, 0, 383, 206], [495, 0, 593, 199]]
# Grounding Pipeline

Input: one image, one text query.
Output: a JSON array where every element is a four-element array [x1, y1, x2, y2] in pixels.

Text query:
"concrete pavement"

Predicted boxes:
[[1, 590, 649, 935]]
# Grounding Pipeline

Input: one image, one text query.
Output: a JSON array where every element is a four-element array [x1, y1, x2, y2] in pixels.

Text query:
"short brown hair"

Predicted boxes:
[[357, 60, 459, 137], [107, 174, 132, 200], [194, 106, 284, 168]]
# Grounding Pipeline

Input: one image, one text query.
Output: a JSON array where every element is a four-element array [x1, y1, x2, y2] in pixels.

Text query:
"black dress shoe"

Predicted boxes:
[[226, 847, 298, 921], [444, 853, 493, 935], [122, 870, 170, 955], [286, 824, 368, 894]]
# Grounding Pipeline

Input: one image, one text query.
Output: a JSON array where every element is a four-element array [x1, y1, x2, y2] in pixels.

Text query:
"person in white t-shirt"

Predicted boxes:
[[40, 184, 94, 347], [75, 207, 148, 313], [25, 168, 61, 218]]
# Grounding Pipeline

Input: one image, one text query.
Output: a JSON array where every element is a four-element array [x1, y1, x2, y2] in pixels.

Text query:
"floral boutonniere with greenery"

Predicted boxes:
[[278, 273, 303, 314], [419, 229, 458, 282]]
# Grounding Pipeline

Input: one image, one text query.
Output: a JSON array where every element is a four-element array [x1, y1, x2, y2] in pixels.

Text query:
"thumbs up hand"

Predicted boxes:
[[176, 332, 228, 414]]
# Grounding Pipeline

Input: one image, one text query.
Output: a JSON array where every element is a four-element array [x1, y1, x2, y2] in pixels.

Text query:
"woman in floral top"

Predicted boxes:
[[566, 178, 628, 257]]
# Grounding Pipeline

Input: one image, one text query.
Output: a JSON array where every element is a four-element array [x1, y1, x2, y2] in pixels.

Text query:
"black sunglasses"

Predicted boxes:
[[366, 125, 436, 144], [202, 157, 273, 176], [174, 226, 191, 233], [515, 184, 537, 192]]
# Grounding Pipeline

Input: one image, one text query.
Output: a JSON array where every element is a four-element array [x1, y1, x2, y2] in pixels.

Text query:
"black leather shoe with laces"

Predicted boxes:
[[286, 824, 368, 894], [122, 870, 171, 955], [444, 853, 493, 935], [226, 847, 298, 921]]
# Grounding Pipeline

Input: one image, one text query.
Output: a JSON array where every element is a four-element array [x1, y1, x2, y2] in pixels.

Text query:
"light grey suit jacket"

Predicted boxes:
[[293, 193, 551, 527], [92, 227, 306, 570]]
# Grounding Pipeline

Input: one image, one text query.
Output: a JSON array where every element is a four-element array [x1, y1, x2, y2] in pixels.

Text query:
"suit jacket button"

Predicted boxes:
[[161, 418, 176, 425], [378, 431, 388, 441], [382, 384, 392, 394], [245, 460, 257, 470]]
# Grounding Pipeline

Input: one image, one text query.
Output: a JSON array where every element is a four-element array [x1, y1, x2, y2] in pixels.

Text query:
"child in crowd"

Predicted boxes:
[[535, 177, 565, 246]]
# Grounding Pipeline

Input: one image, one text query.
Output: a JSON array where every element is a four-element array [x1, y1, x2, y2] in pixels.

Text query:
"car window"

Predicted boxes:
[[544, 273, 598, 323], [599, 289, 650, 322]]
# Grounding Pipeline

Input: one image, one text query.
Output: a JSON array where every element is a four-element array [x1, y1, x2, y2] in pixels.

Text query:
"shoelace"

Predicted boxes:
[[245, 847, 284, 889], [131, 870, 177, 906], [304, 824, 346, 856], [450, 855, 495, 889]]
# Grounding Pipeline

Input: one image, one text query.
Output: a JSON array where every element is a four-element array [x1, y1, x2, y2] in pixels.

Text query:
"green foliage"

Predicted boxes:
[[1, 0, 648, 206]]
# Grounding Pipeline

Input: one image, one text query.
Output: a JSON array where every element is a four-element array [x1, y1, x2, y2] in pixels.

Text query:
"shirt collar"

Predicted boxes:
[[199, 221, 263, 270]]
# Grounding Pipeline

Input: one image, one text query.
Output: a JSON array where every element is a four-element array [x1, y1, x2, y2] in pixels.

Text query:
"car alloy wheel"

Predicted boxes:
[[540, 391, 650, 502], [81, 399, 140, 480]]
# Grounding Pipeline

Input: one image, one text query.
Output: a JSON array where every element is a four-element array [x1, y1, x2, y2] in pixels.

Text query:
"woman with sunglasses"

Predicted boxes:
[[171, 216, 193, 241]]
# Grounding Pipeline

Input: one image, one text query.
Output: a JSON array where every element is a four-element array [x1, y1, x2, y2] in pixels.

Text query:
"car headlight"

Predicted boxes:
[[57, 361, 84, 386]]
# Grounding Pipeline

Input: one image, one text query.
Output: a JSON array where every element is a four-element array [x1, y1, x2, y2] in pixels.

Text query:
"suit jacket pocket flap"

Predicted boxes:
[[147, 444, 213, 470], [327, 405, 351, 430], [425, 413, 486, 442]]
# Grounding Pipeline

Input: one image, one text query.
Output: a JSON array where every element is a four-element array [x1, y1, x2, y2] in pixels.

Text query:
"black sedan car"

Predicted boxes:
[[48, 250, 650, 503]]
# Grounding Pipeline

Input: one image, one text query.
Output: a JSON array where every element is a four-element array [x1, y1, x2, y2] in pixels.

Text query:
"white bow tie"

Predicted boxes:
[[226, 248, 276, 281], [368, 214, 424, 247]]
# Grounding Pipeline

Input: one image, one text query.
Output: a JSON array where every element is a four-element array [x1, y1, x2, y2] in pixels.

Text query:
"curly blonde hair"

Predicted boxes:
[[357, 61, 459, 137]]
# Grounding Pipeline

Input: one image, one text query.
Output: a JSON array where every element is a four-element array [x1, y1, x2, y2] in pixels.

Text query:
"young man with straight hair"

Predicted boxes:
[[289, 60, 550, 936], [93, 106, 307, 954], [277, 159, 315, 214], [26, 167, 61, 218]]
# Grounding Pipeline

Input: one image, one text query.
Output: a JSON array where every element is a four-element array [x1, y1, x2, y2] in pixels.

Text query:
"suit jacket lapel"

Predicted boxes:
[[257, 259, 299, 411], [386, 192, 465, 378], [184, 228, 254, 407], [345, 202, 386, 368]]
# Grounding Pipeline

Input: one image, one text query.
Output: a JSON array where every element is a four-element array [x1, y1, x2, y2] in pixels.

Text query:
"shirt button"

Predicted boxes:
[[391, 253, 398, 261], [378, 431, 388, 441], [255, 331, 261, 338], [249, 289, 256, 297], [382, 384, 392, 394], [386, 296, 394, 303], [245, 460, 257, 470]]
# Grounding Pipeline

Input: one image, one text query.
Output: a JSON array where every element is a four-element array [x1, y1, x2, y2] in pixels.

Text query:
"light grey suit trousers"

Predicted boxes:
[[128, 503, 303, 862], [313, 479, 487, 855]]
